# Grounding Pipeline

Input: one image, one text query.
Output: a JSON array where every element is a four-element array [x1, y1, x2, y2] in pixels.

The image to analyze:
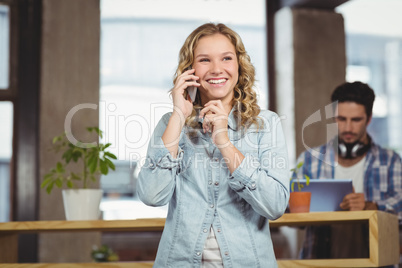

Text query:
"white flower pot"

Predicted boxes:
[[62, 189, 103, 220]]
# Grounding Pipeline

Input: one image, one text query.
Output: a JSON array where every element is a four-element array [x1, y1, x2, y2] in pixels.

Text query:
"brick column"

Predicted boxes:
[[39, 0, 101, 262], [275, 7, 346, 162]]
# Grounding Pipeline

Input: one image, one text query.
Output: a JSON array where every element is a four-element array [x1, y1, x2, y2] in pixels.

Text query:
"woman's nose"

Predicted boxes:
[[210, 61, 223, 74]]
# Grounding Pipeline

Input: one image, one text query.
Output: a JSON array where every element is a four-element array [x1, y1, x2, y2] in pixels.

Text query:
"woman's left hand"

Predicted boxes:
[[199, 100, 230, 147]]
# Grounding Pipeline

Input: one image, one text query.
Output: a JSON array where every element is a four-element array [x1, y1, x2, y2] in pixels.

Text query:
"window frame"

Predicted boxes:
[[0, 0, 17, 100]]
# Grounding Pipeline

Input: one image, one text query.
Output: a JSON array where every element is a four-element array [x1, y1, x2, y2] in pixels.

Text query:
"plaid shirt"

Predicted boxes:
[[295, 138, 402, 259]]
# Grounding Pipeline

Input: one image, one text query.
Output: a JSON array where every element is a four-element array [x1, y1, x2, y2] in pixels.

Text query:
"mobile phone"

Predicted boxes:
[[185, 66, 197, 103], [187, 86, 197, 103]]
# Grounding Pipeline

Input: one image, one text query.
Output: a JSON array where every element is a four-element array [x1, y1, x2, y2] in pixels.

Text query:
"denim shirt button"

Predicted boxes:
[[196, 252, 201, 256], [224, 251, 229, 256], [217, 228, 221, 232], [208, 181, 212, 185], [214, 181, 219, 186], [203, 228, 208, 233], [251, 183, 256, 188], [210, 204, 214, 208]]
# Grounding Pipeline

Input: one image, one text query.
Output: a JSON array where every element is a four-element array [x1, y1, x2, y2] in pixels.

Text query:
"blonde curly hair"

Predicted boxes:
[[173, 23, 261, 130]]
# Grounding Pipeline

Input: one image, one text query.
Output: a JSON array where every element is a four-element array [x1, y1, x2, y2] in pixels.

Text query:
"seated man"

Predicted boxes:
[[294, 81, 402, 259]]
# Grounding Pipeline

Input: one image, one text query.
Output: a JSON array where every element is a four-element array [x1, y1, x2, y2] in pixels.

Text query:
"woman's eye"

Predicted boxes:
[[223, 56, 232, 61], [199, 58, 209, 62]]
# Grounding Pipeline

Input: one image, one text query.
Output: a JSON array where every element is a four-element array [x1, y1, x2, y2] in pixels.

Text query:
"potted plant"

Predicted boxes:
[[289, 161, 311, 213], [41, 127, 117, 220], [91, 244, 119, 262]]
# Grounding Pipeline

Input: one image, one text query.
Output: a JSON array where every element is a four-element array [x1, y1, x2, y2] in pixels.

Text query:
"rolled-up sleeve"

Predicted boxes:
[[137, 113, 185, 207], [228, 111, 290, 220]]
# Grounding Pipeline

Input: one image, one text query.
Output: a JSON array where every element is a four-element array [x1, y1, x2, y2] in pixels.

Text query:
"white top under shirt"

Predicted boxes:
[[201, 227, 223, 267], [334, 157, 366, 193]]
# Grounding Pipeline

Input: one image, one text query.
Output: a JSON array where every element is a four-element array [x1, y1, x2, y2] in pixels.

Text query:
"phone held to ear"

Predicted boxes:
[[187, 86, 197, 103], [185, 66, 197, 103]]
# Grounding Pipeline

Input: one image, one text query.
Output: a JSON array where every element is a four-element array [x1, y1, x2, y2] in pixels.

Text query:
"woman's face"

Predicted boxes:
[[193, 33, 239, 106]]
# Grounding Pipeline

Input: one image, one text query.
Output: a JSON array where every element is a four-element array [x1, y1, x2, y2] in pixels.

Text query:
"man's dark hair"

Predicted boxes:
[[331, 81, 375, 118]]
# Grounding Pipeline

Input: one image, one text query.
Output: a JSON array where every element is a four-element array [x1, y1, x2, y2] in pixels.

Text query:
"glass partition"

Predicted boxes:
[[0, 101, 13, 222], [0, 4, 9, 89], [337, 0, 402, 156]]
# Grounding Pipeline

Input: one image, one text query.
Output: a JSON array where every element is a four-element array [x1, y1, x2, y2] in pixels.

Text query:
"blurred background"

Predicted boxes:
[[1, 0, 401, 264]]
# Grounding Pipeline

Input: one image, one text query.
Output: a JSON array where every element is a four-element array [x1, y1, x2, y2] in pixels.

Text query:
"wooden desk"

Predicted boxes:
[[0, 211, 398, 267], [271, 210, 399, 267]]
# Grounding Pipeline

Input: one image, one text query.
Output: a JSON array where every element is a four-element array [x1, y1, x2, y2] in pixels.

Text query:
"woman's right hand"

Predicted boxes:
[[171, 68, 199, 120]]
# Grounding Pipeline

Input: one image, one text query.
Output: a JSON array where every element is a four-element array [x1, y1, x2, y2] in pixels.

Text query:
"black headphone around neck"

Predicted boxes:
[[337, 135, 371, 159]]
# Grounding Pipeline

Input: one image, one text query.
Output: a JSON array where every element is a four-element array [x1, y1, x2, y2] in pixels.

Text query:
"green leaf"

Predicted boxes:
[[71, 149, 83, 162], [67, 180, 73, 188], [56, 162, 64, 173], [289, 161, 309, 192], [105, 158, 115, 171], [71, 172, 81, 180], [55, 178, 62, 188], [43, 127, 117, 194], [46, 181, 55, 194], [298, 184, 304, 191], [304, 174, 310, 186], [291, 181, 294, 192], [99, 159, 108, 175], [41, 177, 53, 188], [43, 173, 54, 180], [296, 161, 304, 169], [62, 150, 73, 163], [104, 152, 117, 160], [52, 135, 63, 144], [88, 156, 98, 173], [95, 128, 103, 138], [88, 127, 103, 138]]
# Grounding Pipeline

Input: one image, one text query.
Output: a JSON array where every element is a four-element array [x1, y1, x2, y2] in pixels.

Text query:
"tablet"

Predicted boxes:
[[290, 179, 353, 212]]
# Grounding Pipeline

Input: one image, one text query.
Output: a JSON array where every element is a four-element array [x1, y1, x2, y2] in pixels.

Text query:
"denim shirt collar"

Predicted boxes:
[[227, 107, 240, 131]]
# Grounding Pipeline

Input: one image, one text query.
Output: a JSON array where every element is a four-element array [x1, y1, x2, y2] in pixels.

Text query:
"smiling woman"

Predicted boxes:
[[99, 0, 267, 222], [98, 1, 268, 263], [137, 22, 289, 267]]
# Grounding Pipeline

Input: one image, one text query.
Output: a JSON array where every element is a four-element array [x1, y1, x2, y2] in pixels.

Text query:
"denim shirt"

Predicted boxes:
[[137, 109, 289, 268]]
